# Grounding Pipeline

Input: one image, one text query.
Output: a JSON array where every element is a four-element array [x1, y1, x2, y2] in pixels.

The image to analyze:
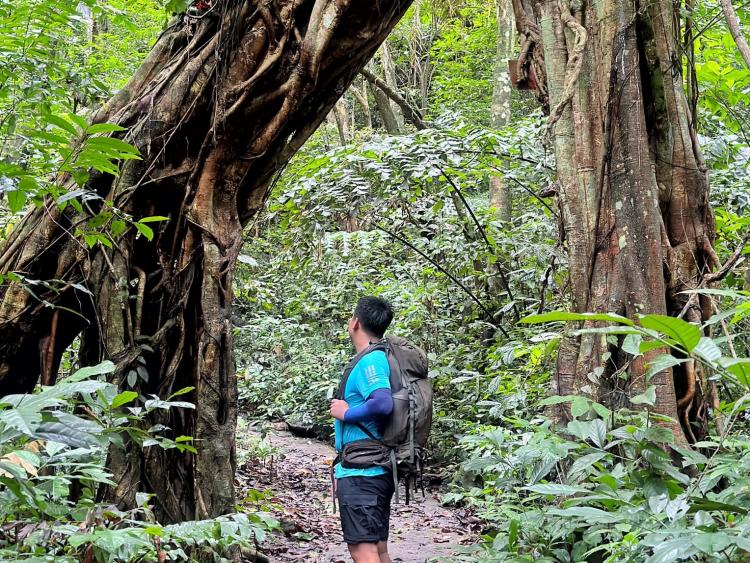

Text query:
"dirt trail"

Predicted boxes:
[[236, 422, 474, 562]]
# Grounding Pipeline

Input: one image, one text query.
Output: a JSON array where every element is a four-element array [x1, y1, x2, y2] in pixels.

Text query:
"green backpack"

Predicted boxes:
[[335, 336, 433, 503]]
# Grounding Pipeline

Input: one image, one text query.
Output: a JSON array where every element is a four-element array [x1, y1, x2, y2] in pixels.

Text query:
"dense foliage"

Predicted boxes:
[[2, 0, 750, 561]]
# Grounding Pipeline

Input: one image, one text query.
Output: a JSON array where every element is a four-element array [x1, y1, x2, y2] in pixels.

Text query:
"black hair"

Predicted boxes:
[[354, 296, 394, 339]]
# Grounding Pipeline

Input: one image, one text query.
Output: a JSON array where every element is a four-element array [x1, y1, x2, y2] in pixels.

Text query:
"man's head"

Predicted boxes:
[[348, 296, 394, 343]]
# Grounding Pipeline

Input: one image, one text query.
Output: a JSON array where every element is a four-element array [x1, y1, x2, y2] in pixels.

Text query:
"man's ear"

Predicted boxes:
[[351, 317, 361, 332]]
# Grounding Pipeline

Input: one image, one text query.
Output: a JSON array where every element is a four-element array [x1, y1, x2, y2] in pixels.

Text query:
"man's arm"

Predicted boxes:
[[329, 390, 393, 421], [342, 388, 393, 422]]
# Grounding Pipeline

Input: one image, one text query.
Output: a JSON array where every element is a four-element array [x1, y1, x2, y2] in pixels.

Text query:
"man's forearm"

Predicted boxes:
[[343, 388, 393, 423]]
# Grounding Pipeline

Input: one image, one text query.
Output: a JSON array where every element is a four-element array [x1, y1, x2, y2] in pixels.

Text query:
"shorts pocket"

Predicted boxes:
[[340, 494, 377, 507]]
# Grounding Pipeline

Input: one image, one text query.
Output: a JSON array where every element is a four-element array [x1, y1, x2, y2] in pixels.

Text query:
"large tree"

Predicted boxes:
[[512, 0, 716, 443], [0, 0, 411, 522]]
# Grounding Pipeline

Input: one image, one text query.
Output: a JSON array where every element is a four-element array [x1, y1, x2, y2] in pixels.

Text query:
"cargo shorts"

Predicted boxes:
[[336, 472, 395, 544]]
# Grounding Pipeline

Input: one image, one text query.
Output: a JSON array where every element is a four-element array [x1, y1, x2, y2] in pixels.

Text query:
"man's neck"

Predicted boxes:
[[353, 333, 378, 353]]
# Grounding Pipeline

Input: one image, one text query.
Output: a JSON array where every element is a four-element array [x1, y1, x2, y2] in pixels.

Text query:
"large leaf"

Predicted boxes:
[[644, 538, 698, 563], [67, 361, 116, 381], [524, 483, 589, 496], [692, 532, 733, 554], [521, 311, 634, 326], [547, 506, 623, 524], [644, 354, 685, 381], [568, 451, 608, 477], [631, 386, 657, 406], [692, 337, 722, 363], [639, 314, 701, 352], [719, 358, 750, 388]]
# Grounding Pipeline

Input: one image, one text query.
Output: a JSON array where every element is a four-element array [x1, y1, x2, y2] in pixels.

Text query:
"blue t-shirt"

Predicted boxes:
[[334, 349, 391, 479]]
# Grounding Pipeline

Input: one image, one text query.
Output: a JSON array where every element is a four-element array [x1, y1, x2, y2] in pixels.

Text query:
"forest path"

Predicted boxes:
[[236, 421, 474, 562]]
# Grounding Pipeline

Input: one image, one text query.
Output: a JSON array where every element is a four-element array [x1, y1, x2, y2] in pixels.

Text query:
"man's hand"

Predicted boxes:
[[330, 399, 349, 421]]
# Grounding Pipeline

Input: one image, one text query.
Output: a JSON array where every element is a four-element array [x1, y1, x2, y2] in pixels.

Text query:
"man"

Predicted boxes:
[[330, 296, 395, 563]]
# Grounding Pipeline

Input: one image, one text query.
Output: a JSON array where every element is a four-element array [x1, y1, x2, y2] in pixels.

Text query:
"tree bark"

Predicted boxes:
[[378, 41, 405, 130], [514, 0, 715, 444], [350, 80, 373, 129], [0, 0, 412, 522], [489, 0, 515, 222], [407, 0, 435, 113], [370, 69, 402, 134], [360, 68, 427, 129], [332, 99, 351, 144], [719, 0, 750, 71]]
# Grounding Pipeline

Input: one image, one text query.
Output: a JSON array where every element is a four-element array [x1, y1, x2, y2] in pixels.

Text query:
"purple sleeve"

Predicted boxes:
[[343, 388, 393, 423]]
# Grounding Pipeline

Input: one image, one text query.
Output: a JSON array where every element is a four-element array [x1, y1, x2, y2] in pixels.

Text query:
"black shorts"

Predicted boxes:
[[337, 472, 394, 544]]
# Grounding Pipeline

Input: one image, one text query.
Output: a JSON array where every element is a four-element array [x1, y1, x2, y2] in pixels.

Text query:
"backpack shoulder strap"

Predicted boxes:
[[335, 341, 386, 400]]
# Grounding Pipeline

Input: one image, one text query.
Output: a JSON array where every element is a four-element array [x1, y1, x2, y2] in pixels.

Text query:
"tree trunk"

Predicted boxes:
[[361, 68, 427, 129], [489, 0, 515, 222], [333, 99, 351, 144], [0, 0, 412, 522], [350, 80, 373, 129], [370, 69, 402, 134], [513, 0, 715, 443], [408, 0, 435, 113], [378, 41, 405, 130]]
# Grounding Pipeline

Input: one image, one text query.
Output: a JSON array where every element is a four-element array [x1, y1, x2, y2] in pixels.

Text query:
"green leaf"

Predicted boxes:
[[645, 538, 698, 563], [693, 337, 722, 363], [134, 222, 154, 241], [144, 526, 163, 537], [7, 190, 27, 214], [138, 215, 170, 223], [692, 532, 733, 554], [639, 339, 664, 354], [622, 333, 642, 356], [47, 114, 78, 136], [86, 123, 127, 134], [524, 483, 589, 495], [68, 361, 116, 381], [111, 220, 126, 237], [631, 385, 657, 406], [538, 394, 579, 406], [168, 386, 195, 399], [568, 452, 608, 477], [34, 419, 99, 447], [644, 354, 685, 380], [639, 314, 701, 352], [85, 136, 140, 156], [570, 396, 589, 418], [566, 419, 608, 447], [547, 506, 622, 524], [689, 498, 748, 515], [588, 418, 607, 448], [521, 311, 634, 326], [720, 358, 750, 388], [644, 425, 675, 444], [507, 519, 519, 553], [111, 391, 138, 409]]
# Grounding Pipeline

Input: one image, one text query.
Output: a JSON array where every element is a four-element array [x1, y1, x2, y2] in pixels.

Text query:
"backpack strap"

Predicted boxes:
[[335, 342, 386, 400]]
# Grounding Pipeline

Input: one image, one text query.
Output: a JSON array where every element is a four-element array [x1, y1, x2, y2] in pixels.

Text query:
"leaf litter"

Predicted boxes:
[[236, 423, 476, 562]]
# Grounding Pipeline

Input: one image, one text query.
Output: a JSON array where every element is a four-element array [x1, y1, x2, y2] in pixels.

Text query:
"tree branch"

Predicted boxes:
[[719, 0, 750, 70], [373, 222, 510, 338], [360, 68, 428, 130]]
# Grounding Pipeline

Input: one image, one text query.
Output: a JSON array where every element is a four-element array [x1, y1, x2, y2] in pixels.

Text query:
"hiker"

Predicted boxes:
[[330, 296, 396, 563]]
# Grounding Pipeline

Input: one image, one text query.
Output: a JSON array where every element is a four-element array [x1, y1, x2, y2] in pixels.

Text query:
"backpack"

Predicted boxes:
[[334, 336, 433, 503]]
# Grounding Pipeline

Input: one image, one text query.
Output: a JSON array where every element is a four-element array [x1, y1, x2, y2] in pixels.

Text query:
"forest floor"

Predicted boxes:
[[236, 419, 476, 562]]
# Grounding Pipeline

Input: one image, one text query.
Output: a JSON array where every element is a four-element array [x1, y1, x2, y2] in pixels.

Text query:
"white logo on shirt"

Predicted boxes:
[[365, 364, 379, 385]]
